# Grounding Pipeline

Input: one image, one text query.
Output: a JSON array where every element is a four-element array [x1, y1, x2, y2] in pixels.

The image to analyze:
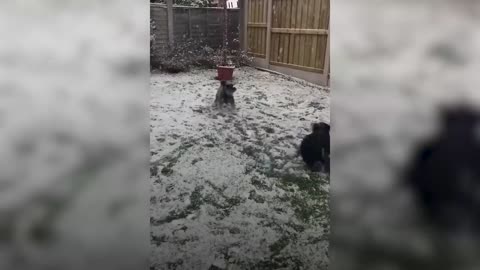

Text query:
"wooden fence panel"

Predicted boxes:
[[151, 4, 240, 50], [269, 0, 328, 73], [173, 8, 189, 42], [151, 7, 169, 49], [247, 0, 268, 58], [190, 9, 208, 40], [207, 9, 224, 48], [247, 0, 329, 84]]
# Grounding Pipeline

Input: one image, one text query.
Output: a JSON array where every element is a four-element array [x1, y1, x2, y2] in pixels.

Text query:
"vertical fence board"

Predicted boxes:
[[285, 0, 292, 63], [247, 0, 268, 58], [288, 0, 297, 64], [281, 0, 288, 63], [294, 0, 301, 65], [166, 0, 174, 45], [265, 0, 272, 62]]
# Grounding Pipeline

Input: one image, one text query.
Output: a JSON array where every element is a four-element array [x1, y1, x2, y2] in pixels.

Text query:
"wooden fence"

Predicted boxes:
[[243, 0, 329, 86], [151, 4, 240, 51]]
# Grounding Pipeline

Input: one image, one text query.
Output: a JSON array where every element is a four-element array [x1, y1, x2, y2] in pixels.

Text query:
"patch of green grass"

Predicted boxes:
[[195, 181, 246, 218], [276, 173, 330, 225], [264, 127, 275, 134], [241, 145, 258, 158], [261, 167, 281, 179], [151, 185, 205, 226], [191, 157, 203, 165], [151, 209, 190, 226], [166, 259, 184, 269], [248, 190, 265, 203], [289, 196, 326, 223], [187, 185, 204, 211], [279, 174, 325, 196], [205, 180, 227, 194], [161, 167, 173, 176], [225, 196, 244, 207], [254, 253, 305, 270], [150, 165, 158, 177], [250, 176, 272, 191], [151, 234, 167, 247], [269, 235, 290, 256], [285, 221, 306, 233], [151, 139, 197, 177], [203, 193, 245, 218]]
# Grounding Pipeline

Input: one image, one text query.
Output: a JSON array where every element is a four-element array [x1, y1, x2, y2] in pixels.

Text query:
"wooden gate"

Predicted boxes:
[[245, 0, 329, 86]]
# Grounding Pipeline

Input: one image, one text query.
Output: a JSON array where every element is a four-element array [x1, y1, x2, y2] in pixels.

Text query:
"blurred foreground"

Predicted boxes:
[[0, 1, 150, 270], [332, 0, 480, 269]]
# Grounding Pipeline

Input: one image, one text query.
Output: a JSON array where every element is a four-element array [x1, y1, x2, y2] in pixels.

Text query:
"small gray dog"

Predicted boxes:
[[214, 81, 237, 108]]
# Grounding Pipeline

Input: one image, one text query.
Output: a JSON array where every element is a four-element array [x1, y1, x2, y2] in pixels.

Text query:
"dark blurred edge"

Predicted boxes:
[[331, 0, 480, 269]]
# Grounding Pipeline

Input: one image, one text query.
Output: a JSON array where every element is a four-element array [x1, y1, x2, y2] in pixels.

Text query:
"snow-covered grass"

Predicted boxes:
[[150, 67, 330, 269]]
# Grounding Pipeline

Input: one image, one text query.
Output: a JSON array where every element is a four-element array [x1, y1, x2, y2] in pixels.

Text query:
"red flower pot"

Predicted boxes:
[[216, 66, 235, 81]]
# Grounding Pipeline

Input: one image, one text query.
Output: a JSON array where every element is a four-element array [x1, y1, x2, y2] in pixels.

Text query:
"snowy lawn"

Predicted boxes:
[[150, 67, 330, 269]]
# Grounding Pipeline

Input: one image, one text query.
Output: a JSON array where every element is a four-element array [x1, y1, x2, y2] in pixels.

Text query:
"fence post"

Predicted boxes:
[[166, 0, 174, 45], [188, 8, 192, 38], [205, 9, 209, 44], [324, 31, 330, 86], [222, 0, 228, 64], [243, 0, 249, 51], [238, 0, 245, 51], [265, 0, 273, 65]]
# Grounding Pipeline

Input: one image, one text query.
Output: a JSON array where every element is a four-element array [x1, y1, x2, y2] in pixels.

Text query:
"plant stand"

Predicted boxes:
[[215, 0, 235, 81]]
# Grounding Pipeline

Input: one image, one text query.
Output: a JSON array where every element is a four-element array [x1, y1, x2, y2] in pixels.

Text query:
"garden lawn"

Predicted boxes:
[[150, 67, 330, 269]]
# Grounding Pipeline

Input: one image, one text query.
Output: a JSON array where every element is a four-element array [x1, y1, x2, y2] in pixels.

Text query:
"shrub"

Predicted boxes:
[[229, 38, 254, 67], [153, 37, 253, 73], [174, 0, 215, 7], [156, 39, 198, 73], [150, 19, 156, 50], [150, 19, 158, 70], [160, 58, 190, 73], [230, 49, 254, 67]]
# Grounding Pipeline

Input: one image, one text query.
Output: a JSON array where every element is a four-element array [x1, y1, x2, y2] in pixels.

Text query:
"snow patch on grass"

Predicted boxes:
[[150, 67, 330, 269]]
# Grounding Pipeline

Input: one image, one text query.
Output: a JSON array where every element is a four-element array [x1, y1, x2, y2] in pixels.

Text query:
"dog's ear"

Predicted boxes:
[[221, 81, 226, 86]]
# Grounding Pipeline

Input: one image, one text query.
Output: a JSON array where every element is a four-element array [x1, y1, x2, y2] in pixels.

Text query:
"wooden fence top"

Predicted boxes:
[[151, 3, 239, 10]]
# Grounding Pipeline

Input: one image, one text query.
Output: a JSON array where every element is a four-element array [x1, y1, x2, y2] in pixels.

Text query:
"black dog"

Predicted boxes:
[[300, 122, 330, 173], [405, 105, 480, 233], [214, 81, 236, 108]]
